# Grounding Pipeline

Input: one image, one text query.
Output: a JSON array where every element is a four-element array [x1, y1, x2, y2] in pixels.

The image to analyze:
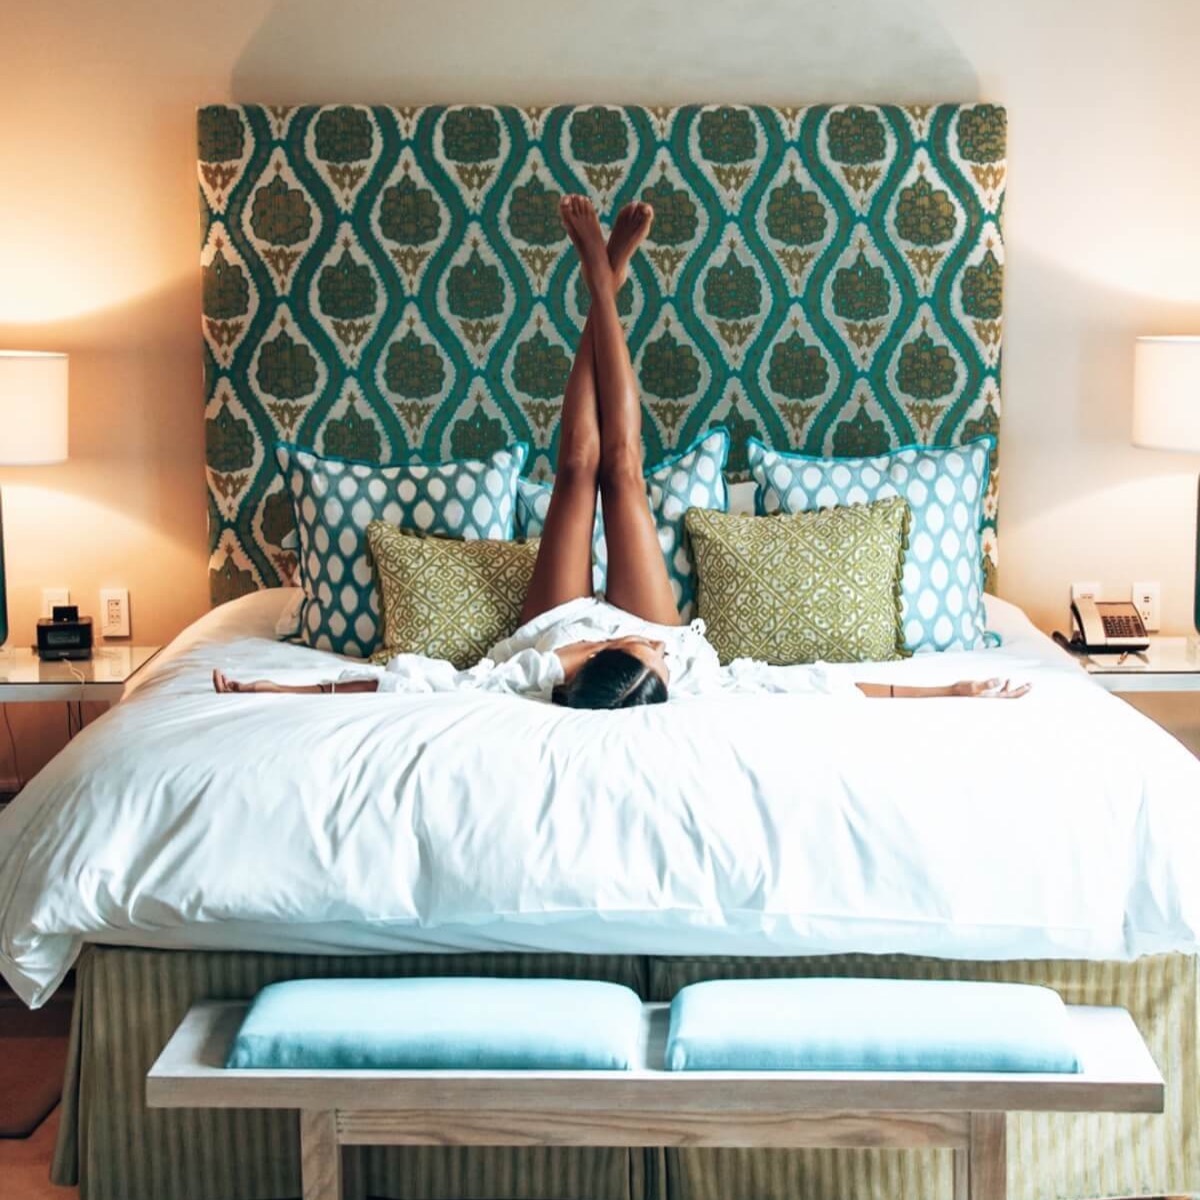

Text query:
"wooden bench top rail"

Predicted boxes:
[[147, 1000, 1163, 1118]]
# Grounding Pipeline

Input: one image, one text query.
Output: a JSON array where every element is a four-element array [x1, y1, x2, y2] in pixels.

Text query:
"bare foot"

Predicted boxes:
[[559, 194, 588, 261], [560, 195, 615, 295], [607, 201, 653, 288]]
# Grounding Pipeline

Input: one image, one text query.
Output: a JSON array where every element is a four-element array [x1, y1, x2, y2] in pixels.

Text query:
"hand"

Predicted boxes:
[[951, 678, 1030, 699]]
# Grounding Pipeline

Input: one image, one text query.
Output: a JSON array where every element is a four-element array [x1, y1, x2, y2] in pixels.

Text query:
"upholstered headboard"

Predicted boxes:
[[199, 103, 1005, 602]]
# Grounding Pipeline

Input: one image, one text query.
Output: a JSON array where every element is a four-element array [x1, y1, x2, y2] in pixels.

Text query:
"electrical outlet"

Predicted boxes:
[[99, 588, 130, 638], [40, 587, 70, 618], [1132, 581, 1161, 632], [1071, 581, 1102, 604]]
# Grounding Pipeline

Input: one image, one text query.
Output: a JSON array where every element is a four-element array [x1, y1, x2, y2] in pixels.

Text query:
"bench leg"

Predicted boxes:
[[954, 1112, 1006, 1200], [300, 1110, 343, 1200]]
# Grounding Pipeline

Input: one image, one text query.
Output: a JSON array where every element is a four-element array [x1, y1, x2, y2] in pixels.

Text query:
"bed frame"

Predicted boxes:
[[38, 99, 1159, 1200], [52, 945, 1199, 1200]]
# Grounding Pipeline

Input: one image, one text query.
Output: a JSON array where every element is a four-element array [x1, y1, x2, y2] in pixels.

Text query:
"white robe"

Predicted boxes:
[[349, 597, 861, 701]]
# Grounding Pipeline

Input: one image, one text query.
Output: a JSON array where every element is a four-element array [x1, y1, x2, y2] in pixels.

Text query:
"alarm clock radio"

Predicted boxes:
[[36, 605, 93, 661]]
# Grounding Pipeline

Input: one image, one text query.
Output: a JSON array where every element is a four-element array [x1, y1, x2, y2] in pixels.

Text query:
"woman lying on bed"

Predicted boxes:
[[215, 196, 1028, 709]]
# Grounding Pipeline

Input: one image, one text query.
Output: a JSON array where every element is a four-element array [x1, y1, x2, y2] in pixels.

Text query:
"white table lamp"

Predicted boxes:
[[0, 351, 70, 647], [1133, 335, 1200, 631]]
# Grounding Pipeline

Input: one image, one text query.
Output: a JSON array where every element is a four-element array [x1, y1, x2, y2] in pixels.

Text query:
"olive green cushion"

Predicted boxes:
[[367, 522, 539, 669], [685, 499, 911, 665]]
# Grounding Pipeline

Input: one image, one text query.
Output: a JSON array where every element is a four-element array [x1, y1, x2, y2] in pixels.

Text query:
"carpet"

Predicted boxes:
[[0, 987, 71, 1138]]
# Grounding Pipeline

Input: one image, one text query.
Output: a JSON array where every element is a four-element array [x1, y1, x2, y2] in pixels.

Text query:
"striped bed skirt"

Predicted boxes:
[[51, 946, 1198, 1200]]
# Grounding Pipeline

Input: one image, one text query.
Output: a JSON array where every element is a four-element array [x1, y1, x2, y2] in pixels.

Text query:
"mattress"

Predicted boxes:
[[3, 590, 1200, 1007]]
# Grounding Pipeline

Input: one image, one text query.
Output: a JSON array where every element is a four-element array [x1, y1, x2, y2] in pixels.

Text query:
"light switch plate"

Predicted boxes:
[[41, 587, 70, 618], [1070, 581, 1101, 604], [99, 588, 130, 638]]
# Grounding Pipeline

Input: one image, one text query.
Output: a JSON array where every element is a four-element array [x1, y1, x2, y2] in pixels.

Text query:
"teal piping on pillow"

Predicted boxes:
[[644, 424, 731, 476], [746, 434, 995, 516], [275, 439, 531, 473]]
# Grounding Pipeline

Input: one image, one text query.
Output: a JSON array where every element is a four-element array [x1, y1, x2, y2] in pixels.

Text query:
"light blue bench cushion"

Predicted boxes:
[[226, 977, 642, 1070], [665, 978, 1081, 1073]]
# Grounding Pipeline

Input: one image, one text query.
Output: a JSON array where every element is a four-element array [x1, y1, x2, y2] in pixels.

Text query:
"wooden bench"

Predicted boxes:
[[147, 1000, 1163, 1200]]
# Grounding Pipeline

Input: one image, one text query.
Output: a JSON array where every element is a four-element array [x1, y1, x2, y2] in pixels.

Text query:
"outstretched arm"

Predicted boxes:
[[212, 669, 380, 695], [856, 678, 1030, 699]]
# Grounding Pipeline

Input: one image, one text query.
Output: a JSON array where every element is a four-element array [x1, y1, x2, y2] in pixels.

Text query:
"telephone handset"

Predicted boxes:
[[1058, 598, 1150, 655]]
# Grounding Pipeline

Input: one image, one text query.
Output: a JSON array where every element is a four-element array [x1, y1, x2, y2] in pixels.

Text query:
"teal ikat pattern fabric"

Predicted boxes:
[[516, 428, 729, 615], [199, 104, 1006, 603]]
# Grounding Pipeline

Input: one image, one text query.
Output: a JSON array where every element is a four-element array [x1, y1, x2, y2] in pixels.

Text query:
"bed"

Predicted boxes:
[[1, 593, 1198, 1199], [4, 590, 1200, 996], [1, 101, 1197, 1200]]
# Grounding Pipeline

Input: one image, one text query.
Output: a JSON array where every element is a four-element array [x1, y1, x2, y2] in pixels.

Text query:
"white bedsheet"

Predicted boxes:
[[2, 589, 1199, 1006]]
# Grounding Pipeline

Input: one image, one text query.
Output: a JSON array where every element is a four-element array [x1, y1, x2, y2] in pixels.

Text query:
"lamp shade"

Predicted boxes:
[[1133, 336, 1200, 453], [0, 351, 69, 465]]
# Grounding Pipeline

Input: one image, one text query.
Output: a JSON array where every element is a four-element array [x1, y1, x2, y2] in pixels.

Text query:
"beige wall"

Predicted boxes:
[[2, 0, 1199, 778]]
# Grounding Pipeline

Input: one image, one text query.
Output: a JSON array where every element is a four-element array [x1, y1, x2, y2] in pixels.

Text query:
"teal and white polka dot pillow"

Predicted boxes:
[[278, 441, 528, 658], [748, 437, 994, 653], [516, 428, 730, 618]]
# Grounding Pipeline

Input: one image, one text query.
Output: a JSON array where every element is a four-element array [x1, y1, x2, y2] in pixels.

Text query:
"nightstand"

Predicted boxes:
[[0, 645, 160, 702], [0, 645, 161, 803], [1078, 637, 1200, 694]]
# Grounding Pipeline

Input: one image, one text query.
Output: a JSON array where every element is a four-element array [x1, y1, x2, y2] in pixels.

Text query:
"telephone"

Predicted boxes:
[[1057, 598, 1150, 655]]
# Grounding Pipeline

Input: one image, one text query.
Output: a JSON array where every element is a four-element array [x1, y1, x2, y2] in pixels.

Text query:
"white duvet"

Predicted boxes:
[[2, 590, 1199, 1007]]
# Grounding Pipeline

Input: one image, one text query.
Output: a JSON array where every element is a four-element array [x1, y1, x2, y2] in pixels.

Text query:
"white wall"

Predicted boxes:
[[1, 0, 1199, 774]]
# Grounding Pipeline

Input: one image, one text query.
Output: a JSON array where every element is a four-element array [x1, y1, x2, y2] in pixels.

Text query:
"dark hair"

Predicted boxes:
[[552, 648, 669, 710]]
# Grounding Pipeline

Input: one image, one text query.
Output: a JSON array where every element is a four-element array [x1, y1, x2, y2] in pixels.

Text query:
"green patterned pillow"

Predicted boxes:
[[367, 522, 539, 670], [685, 500, 911, 665]]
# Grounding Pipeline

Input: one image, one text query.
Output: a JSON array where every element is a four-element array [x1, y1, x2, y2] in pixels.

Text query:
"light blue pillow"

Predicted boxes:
[[226, 977, 643, 1070], [278, 441, 527, 658], [748, 437, 994, 653], [664, 977, 1080, 1073], [516, 428, 729, 618]]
